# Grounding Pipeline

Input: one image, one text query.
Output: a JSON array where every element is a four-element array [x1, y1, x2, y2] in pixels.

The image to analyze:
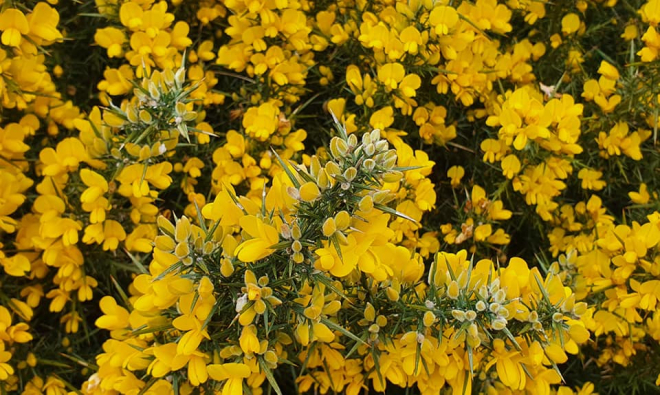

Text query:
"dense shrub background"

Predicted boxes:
[[1, 0, 660, 394]]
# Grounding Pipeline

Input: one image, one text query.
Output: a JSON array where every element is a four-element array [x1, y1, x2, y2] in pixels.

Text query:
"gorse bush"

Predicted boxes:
[[0, 0, 660, 394]]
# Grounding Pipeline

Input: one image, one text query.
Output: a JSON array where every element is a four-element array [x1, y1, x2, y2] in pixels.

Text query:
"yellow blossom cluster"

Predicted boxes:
[[1, 0, 660, 393], [440, 184, 512, 254], [564, 213, 660, 373], [84, 129, 589, 395]]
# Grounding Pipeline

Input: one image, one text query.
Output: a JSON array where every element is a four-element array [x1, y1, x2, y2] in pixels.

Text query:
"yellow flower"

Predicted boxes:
[[0, 9, 29, 47], [377, 63, 405, 90], [207, 363, 252, 395], [25, 5, 58, 42], [561, 13, 581, 35], [399, 74, 421, 98], [501, 154, 521, 179], [0, 343, 14, 380], [474, 224, 492, 242], [1, 253, 31, 277], [20, 285, 43, 308], [415, 178, 436, 211], [369, 106, 394, 130], [239, 325, 261, 354], [629, 183, 651, 204], [173, 306, 211, 355], [94, 27, 126, 58], [40, 138, 88, 176], [581, 79, 600, 101], [622, 24, 638, 40], [148, 343, 189, 378], [639, 26, 660, 62], [597, 60, 620, 80], [299, 181, 321, 202], [447, 165, 464, 187], [400, 26, 422, 54], [346, 65, 363, 92], [643, 0, 660, 26], [485, 339, 526, 390], [119, 2, 145, 30], [95, 296, 130, 331], [481, 139, 504, 163], [322, 217, 337, 237], [235, 216, 279, 262], [429, 5, 459, 35], [488, 200, 512, 221], [242, 102, 280, 142], [188, 353, 209, 386], [80, 169, 108, 204], [577, 168, 606, 191], [314, 235, 365, 277]]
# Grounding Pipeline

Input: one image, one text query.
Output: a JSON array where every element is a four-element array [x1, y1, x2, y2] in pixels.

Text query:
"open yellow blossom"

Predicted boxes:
[[235, 216, 279, 262], [0, 9, 29, 47]]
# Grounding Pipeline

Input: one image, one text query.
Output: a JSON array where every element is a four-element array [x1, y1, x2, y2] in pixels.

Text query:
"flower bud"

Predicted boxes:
[[139, 110, 153, 123], [370, 129, 381, 142], [175, 67, 186, 87], [386, 287, 400, 301], [447, 280, 460, 299], [126, 106, 138, 124], [423, 311, 436, 327], [465, 310, 477, 321], [26, 353, 36, 367], [373, 190, 394, 204], [330, 137, 348, 158], [343, 166, 357, 182], [221, 258, 234, 277], [155, 235, 175, 251], [280, 223, 292, 239], [325, 161, 341, 176], [175, 242, 190, 259], [287, 186, 301, 200], [157, 215, 175, 235], [334, 211, 351, 230], [309, 155, 321, 177], [475, 300, 487, 311], [493, 289, 506, 304], [347, 134, 358, 148], [492, 317, 507, 330], [163, 68, 175, 86], [322, 217, 337, 237], [363, 158, 376, 171], [358, 195, 374, 212], [364, 303, 376, 322], [375, 140, 389, 152], [382, 151, 398, 169], [317, 169, 331, 189], [362, 132, 372, 146], [382, 171, 403, 183], [574, 302, 588, 316], [468, 323, 479, 339], [291, 223, 302, 240], [335, 231, 349, 245], [299, 182, 321, 202]]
